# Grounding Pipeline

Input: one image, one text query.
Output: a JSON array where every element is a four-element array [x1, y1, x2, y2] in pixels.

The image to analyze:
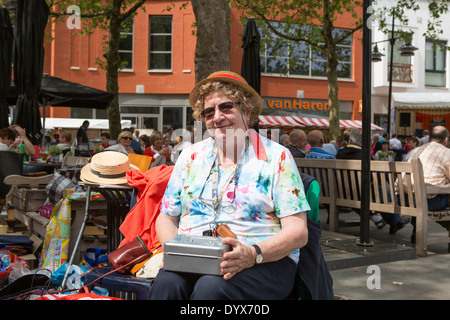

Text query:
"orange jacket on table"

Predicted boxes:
[[118, 164, 174, 251]]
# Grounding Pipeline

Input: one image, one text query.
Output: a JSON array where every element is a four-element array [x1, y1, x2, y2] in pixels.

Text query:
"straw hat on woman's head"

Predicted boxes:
[[189, 70, 263, 127], [81, 151, 138, 185]]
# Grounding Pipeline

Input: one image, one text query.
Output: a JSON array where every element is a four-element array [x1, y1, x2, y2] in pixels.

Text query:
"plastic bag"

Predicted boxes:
[[81, 248, 108, 269], [51, 263, 109, 296], [0, 249, 29, 283], [8, 263, 32, 284], [35, 286, 122, 300]]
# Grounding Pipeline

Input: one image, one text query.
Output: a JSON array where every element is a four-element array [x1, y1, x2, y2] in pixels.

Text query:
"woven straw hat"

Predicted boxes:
[[80, 151, 138, 185], [189, 70, 263, 115]]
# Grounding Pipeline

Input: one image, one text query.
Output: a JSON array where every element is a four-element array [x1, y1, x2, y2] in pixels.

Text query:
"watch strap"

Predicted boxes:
[[252, 244, 261, 255]]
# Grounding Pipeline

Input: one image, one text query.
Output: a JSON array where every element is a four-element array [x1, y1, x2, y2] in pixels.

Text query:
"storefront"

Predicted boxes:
[[118, 93, 195, 132], [393, 92, 450, 137]]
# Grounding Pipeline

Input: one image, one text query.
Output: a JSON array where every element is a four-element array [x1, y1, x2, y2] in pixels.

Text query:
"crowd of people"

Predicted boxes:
[[0, 71, 448, 301]]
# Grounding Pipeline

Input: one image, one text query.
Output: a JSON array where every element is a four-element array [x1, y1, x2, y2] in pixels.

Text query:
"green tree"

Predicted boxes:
[[231, 0, 364, 140], [231, 0, 450, 140]]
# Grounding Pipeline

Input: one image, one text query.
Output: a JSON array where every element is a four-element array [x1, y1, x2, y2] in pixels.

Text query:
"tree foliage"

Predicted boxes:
[[231, 0, 364, 140], [46, 0, 146, 139], [231, 0, 450, 139]]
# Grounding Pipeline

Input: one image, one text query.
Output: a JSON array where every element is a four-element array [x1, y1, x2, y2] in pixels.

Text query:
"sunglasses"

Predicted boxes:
[[201, 101, 239, 119], [122, 137, 133, 140]]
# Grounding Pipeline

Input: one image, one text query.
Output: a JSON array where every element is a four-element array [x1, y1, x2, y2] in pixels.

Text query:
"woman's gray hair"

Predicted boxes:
[[191, 81, 260, 127], [348, 129, 363, 147]]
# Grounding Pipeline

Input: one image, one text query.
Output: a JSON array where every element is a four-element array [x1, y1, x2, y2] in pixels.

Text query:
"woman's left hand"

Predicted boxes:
[[220, 237, 255, 280]]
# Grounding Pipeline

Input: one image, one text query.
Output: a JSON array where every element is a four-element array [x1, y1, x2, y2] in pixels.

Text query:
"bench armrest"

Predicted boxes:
[[4, 174, 54, 187], [425, 183, 450, 195]]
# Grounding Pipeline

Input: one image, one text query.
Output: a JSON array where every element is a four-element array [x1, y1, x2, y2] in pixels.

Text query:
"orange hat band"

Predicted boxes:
[[210, 73, 244, 82]]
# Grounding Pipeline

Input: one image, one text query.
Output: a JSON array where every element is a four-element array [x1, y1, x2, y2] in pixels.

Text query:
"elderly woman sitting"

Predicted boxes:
[[144, 130, 171, 164], [148, 71, 309, 300]]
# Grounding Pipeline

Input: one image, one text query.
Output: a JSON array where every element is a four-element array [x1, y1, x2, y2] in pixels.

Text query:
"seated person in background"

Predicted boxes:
[[148, 71, 309, 300], [171, 135, 192, 163], [105, 131, 136, 155], [286, 129, 307, 158], [389, 133, 402, 150], [336, 129, 362, 160], [144, 130, 171, 164], [305, 130, 336, 159], [0, 127, 15, 151], [56, 132, 72, 151], [163, 136, 173, 151], [123, 128, 143, 154], [404, 136, 419, 161], [10, 125, 36, 161], [93, 132, 111, 153], [405, 125, 450, 211], [280, 133, 290, 147]]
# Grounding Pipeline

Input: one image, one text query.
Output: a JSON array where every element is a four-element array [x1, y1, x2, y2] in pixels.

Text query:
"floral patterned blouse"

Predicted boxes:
[[160, 130, 310, 262]]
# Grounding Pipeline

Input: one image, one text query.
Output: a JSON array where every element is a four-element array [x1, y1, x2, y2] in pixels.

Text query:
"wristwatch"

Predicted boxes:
[[252, 244, 263, 264]]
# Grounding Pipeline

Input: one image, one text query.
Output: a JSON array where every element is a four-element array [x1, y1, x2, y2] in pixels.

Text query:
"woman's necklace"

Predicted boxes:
[[201, 136, 248, 236]]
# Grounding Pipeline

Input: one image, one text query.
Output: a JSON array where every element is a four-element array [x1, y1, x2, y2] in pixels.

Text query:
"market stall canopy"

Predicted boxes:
[[42, 118, 131, 130], [393, 92, 450, 107], [7, 74, 113, 109], [259, 115, 383, 131]]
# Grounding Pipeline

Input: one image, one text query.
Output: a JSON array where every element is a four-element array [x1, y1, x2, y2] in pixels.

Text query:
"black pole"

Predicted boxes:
[[387, 14, 395, 138], [359, 0, 373, 246]]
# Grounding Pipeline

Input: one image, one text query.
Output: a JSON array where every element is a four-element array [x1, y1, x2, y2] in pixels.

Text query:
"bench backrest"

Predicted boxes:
[[295, 158, 427, 218]]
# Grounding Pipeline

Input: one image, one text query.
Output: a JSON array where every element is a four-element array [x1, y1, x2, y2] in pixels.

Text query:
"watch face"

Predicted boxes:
[[256, 254, 263, 264]]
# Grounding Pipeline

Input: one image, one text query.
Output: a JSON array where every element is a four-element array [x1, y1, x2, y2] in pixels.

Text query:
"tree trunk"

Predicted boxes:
[[105, 3, 122, 140], [323, 1, 340, 141], [191, 0, 231, 83]]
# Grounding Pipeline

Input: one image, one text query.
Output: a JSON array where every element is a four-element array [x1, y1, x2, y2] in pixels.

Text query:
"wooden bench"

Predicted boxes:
[[295, 158, 450, 257]]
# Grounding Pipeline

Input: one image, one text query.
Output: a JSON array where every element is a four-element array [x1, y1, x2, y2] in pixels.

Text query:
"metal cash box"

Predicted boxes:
[[164, 235, 231, 276]]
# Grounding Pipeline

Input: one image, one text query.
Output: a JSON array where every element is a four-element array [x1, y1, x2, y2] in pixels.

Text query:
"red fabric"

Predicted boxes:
[[119, 165, 174, 250]]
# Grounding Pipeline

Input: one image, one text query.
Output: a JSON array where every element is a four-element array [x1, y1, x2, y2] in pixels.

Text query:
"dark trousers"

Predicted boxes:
[[147, 256, 297, 300]]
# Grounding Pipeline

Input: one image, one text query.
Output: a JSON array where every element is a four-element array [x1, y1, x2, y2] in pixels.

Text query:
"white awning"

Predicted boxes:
[[41, 118, 132, 130], [259, 115, 383, 131], [393, 92, 450, 107]]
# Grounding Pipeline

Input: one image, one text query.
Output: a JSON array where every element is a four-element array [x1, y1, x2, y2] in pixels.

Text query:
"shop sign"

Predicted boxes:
[[264, 98, 329, 111]]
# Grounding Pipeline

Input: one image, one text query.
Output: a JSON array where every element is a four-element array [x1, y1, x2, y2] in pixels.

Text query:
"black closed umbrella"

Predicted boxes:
[[241, 17, 261, 95], [0, 8, 13, 129], [12, 0, 49, 144], [241, 18, 261, 132]]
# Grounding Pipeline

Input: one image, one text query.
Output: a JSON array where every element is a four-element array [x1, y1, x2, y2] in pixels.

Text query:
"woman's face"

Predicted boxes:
[[203, 91, 250, 141], [120, 135, 133, 147], [153, 135, 163, 149]]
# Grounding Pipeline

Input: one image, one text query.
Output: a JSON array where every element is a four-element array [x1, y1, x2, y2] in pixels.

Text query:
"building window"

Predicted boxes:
[[425, 39, 447, 87], [259, 23, 352, 79], [149, 15, 172, 71], [119, 19, 134, 70]]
